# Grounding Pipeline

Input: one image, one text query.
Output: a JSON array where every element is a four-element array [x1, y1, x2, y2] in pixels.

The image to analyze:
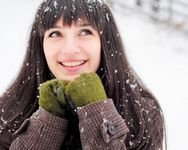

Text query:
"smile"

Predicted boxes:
[[61, 60, 86, 67]]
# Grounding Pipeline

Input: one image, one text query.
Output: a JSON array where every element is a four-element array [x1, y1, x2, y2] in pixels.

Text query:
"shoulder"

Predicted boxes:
[[140, 96, 163, 125]]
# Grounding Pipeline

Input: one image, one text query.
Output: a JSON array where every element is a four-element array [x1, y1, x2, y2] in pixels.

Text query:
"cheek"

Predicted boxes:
[[43, 41, 50, 57], [91, 41, 101, 67], [43, 41, 57, 61], [95, 41, 101, 61]]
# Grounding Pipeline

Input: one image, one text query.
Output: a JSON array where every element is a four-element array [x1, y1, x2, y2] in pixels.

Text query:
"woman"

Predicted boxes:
[[0, 0, 165, 149]]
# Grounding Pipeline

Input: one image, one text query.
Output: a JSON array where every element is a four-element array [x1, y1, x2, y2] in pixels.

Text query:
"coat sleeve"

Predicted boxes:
[[77, 99, 129, 150], [9, 107, 68, 150]]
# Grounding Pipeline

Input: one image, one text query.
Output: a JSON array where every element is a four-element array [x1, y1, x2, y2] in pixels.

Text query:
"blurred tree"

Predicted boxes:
[[168, 0, 173, 23], [151, 0, 160, 12], [136, 0, 142, 6]]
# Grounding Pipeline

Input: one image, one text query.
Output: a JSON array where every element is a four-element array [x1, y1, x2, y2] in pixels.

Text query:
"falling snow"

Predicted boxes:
[[103, 118, 108, 123], [63, 6, 67, 10], [129, 141, 133, 146], [126, 79, 130, 84], [103, 100, 108, 103], [0, 1, 188, 149], [106, 13, 109, 22], [130, 83, 137, 89], [44, 7, 50, 13], [0, 117, 7, 125], [54, 1, 58, 9], [114, 69, 118, 73], [80, 127, 84, 133], [84, 111, 88, 118], [86, 0, 105, 4]]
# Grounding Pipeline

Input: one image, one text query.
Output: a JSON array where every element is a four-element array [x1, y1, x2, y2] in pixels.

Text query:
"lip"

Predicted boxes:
[[59, 60, 87, 72], [61, 60, 85, 67]]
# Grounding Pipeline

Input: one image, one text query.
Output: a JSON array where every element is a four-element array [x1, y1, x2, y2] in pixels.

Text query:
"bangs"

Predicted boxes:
[[38, 0, 107, 36]]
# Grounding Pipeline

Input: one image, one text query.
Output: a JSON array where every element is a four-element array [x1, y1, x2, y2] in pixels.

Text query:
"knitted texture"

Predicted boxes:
[[65, 73, 107, 107], [10, 107, 68, 150], [39, 79, 69, 117]]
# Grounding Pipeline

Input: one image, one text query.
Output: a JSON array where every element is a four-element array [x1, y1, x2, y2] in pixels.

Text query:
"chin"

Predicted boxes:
[[59, 74, 81, 81]]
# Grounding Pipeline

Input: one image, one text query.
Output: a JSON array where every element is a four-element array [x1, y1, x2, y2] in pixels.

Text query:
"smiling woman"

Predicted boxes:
[[43, 19, 101, 81], [0, 0, 165, 149]]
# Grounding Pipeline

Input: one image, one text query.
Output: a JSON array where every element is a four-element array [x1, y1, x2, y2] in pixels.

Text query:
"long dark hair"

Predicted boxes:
[[0, 0, 165, 149]]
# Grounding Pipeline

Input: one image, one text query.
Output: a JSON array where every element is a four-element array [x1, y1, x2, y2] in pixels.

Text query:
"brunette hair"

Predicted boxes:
[[0, 0, 165, 149]]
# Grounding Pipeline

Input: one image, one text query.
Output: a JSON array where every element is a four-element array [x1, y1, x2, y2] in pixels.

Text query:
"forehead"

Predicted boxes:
[[55, 17, 90, 26]]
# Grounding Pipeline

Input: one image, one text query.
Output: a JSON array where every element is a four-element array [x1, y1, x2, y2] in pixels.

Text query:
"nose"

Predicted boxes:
[[60, 36, 80, 55]]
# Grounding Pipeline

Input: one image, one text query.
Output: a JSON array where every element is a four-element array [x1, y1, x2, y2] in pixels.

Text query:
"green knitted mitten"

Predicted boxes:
[[65, 72, 107, 107], [39, 79, 69, 117]]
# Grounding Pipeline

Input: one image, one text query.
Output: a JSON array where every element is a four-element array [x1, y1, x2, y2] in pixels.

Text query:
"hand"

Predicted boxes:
[[39, 79, 69, 117], [65, 72, 107, 107]]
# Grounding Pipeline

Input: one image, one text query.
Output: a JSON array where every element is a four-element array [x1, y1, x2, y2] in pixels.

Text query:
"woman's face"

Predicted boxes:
[[43, 18, 101, 81]]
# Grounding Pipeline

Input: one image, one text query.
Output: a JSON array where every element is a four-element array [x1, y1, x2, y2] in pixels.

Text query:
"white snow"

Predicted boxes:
[[0, 0, 188, 149]]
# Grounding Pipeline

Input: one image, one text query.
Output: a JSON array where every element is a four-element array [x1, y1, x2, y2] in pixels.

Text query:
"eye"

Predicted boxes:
[[80, 29, 92, 36], [49, 31, 62, 37]]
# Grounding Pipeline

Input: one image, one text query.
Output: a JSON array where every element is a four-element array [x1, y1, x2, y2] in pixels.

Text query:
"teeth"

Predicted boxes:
[[62, 61, 85, 67]]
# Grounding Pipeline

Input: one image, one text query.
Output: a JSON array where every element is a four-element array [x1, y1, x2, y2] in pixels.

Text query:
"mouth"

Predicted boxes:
[[60, 60, 87, 67]]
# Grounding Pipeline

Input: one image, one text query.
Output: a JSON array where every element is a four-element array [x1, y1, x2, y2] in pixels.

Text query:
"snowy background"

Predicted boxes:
[[0, 0, 188, 149]]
